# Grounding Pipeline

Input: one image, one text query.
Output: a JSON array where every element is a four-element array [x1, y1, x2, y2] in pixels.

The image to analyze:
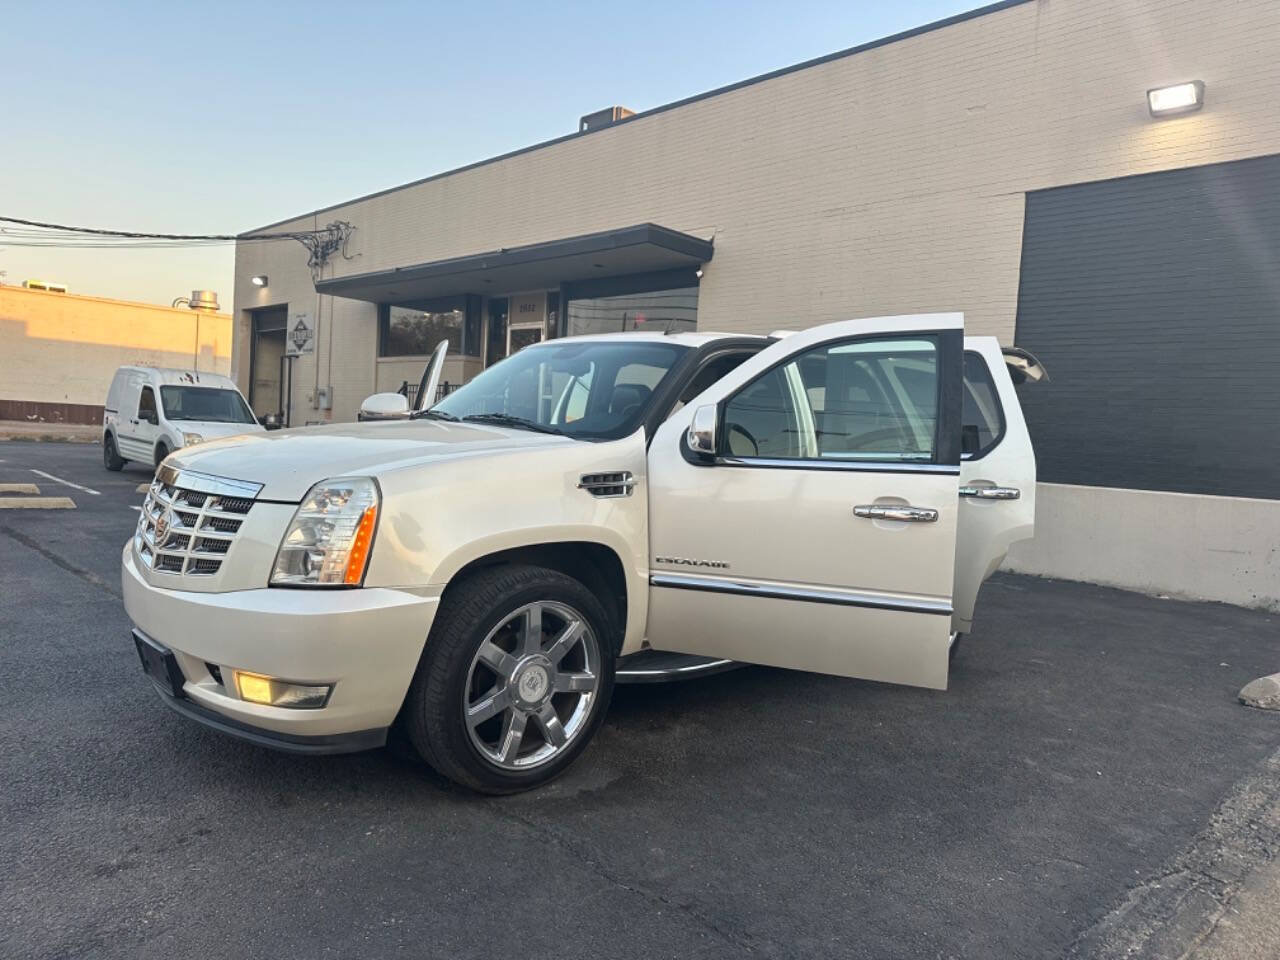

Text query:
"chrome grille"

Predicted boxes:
[[135, 467, 262, 578]]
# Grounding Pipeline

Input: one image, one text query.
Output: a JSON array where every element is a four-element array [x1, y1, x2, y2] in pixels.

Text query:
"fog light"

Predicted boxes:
[[234, 671, 331, 709]]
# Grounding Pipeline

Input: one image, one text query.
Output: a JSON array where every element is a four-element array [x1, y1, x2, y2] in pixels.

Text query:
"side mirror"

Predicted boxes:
[[687, 404, 718, 456], [358, 392, 411, 422], [144, 411, 159, 425], [260, 413, 283, 430]]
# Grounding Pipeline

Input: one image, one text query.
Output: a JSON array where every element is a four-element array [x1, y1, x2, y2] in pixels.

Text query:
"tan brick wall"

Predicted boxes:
[[234, 0, 1280, 423], [0, 285, 231, 416]]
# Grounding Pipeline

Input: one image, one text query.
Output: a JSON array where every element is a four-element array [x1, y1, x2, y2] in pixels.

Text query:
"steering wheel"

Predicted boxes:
[[727, 422, 760, 457]]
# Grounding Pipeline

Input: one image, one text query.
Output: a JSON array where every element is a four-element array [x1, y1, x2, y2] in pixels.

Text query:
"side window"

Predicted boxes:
[[137, 386, 157, 421], [961, 352, 1005, 458], [722, 338, 939, 463]]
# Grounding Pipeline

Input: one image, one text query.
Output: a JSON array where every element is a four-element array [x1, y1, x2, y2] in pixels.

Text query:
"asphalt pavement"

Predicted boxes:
[[1, 441, 1277, 959]]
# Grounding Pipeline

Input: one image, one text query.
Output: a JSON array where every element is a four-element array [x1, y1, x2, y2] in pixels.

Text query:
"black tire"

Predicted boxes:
[[103, 434, 126, 471], [405, 564, 616, 794], [153, 442, 170, 470]]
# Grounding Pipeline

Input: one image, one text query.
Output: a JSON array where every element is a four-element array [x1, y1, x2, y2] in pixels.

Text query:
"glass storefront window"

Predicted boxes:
[[565, 287, 698, 337], [379, 296, 480, 357]]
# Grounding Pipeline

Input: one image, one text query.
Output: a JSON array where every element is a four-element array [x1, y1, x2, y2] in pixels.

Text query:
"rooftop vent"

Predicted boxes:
[[187, 290, 220, 311], [579, 106, 635, 133]]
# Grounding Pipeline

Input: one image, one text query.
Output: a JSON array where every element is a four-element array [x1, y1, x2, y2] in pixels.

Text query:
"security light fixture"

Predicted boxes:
[[1147, 81, 1204, 117], [695, 268, 704, 279], [251, 275, 269, 287]]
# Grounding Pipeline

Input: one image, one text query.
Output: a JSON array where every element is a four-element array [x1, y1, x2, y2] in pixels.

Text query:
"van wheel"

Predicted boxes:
[[103, 434, 126, 471], [405, 564, 616, 794], [153, 442, 170, 470]]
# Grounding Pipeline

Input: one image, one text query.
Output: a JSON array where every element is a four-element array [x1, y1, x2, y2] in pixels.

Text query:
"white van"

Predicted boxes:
[[103, 367, 264, 472]]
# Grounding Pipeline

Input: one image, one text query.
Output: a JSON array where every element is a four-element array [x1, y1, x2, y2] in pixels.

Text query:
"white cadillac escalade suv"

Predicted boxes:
[[124, 313, 1042, 793]]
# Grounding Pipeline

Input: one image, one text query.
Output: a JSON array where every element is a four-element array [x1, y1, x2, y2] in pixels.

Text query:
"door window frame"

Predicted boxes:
[[695, 329, 964, 474]]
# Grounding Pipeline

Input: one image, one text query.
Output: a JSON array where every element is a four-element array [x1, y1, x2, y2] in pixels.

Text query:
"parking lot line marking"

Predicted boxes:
[[0, 483, 41, 494], [0, 496, 76, 509], [136, 483, 151, 493], [30, 469, 100, 496]]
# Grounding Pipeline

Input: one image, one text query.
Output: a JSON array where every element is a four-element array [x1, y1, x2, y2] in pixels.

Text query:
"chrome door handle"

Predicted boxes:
[[853, 504, 939, 522], [959, 485, 1021, 500]]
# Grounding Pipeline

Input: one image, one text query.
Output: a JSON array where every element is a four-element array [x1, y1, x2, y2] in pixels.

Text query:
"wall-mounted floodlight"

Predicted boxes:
[[251, 275, 269, 287], [1148, 81, 1205, 117]]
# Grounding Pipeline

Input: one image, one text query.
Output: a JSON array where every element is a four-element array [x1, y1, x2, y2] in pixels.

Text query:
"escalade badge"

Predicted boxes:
[[654, 556, 729, 569]]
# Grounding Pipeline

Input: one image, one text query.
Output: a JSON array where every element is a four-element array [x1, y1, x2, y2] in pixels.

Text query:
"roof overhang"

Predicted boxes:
[[314, 223, 713, 303]]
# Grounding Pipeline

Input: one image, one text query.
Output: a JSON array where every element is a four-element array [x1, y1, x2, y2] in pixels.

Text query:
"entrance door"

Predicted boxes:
[[645, 314, 964, 690], [250, 307, 287, 419]]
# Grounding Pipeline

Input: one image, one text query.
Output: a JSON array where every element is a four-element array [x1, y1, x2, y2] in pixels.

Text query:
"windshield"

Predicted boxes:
[[159, 386, 257, 424], [430, 340, 689, 440]]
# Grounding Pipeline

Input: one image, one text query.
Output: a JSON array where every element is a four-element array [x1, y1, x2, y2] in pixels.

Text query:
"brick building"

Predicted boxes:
[[231, 0, 1280, 609]]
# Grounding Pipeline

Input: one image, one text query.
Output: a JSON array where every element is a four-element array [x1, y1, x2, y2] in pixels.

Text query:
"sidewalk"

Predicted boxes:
[[0, 420, 99, 442], [1188, 853, 1280, 960]]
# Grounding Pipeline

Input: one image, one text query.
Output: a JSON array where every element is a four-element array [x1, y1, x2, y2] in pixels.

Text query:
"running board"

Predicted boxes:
[[615, 650, 742, 684], [618, 635, 959, 684]]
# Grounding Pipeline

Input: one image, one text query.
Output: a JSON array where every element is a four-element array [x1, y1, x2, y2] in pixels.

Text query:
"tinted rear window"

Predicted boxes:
[[962, 352, 1005, 459]]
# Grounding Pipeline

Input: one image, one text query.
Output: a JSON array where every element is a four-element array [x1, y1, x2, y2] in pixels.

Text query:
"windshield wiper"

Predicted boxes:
[[410, 409, 459, 421], [460, 413, 562, 435]]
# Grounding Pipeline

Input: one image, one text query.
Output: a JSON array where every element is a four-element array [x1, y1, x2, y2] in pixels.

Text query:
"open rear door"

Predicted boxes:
[[646, 314, 965, 689], [951, 339, 1043, 633]]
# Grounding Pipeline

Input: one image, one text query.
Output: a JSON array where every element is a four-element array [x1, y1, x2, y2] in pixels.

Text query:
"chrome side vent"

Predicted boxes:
[[578, 471, 637, 498]]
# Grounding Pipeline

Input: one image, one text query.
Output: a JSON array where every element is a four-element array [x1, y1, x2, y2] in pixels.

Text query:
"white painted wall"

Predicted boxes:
[[1005, 484, 1280, 612]]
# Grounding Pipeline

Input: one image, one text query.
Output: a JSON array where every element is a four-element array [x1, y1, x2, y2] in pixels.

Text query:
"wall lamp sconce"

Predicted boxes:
[[1148, 81, 1205, 118], [251, 275, 269, 288], [695, 267, 704, 279]]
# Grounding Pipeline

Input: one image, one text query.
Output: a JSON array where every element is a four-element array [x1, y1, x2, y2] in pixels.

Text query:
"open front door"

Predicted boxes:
[[415, 340, 449, 413], [646, 314, 964, 689]]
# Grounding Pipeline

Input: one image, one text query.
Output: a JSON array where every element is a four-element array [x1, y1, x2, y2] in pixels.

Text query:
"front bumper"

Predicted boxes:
[[122, 544, 440, 748]]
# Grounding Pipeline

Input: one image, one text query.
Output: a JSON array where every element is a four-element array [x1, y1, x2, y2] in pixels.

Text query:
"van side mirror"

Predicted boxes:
[[687, 404, 718, 455], [144, 410, 159, 425], [358, 392, 411, 422], [260, 413, 283, 430]]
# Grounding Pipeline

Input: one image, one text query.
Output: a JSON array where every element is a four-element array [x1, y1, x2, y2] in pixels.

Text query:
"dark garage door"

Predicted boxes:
[[1014, 153, 1280, 500]]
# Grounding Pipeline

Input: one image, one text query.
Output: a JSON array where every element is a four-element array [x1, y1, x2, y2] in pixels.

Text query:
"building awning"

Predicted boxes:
[[313, 222, 713, 303]]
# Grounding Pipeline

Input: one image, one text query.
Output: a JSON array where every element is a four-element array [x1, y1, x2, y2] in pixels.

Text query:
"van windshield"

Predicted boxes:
[[160, 386, 256, 424], [429, 340, 689, 440]]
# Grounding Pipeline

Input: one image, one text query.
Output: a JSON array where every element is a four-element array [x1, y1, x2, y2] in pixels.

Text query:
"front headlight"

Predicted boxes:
[[270, 477, 380, 587], [182, 432, 204, 446]]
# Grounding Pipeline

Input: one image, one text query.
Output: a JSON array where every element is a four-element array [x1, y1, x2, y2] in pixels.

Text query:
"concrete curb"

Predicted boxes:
[[0, 431, 98, 444]]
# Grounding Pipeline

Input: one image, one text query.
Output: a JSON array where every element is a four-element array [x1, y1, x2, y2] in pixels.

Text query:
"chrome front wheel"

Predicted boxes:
[[464, 601, 601, 771], [406, 564, 616, 794]]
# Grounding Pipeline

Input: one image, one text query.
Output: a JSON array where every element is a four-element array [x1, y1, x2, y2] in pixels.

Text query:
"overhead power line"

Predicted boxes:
[[0, 215, 305, 241], [0, 215, 356, 279]]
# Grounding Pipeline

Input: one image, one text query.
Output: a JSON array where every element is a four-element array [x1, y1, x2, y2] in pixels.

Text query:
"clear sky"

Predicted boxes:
[[1, 0, 982, 306]]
